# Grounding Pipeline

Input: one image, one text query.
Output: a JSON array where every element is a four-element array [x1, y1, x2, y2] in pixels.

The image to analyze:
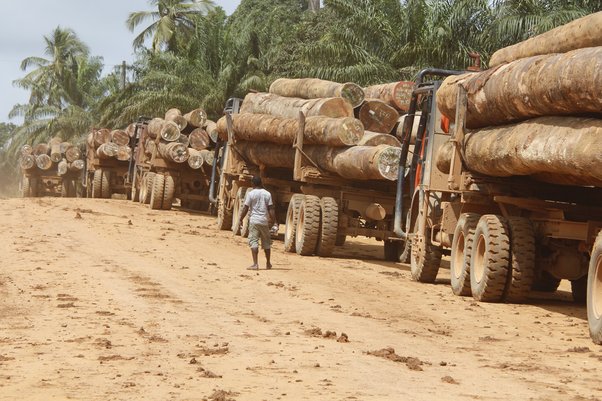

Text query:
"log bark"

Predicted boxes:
[[358, 131, 401, 147], [147, 118, 164, 139], [58, 159, 68, 176], [49, 137, 62, 147], [363, 81, 413, 111], [20, 144, 33, 156], [189, 128, 211, 150], [240, 92, 354, 119], [269, 78, 365, 108], [126, 123, 136, 138], [68, 160, 84, 172], [50, 143, 62, 162], [205, 120, 219, 143], [158, 142, 189, 163], [236, 141, 400, 181], [184, 108, 207, 128], [33, 143, 49, 156], [111, 129, 130, 146], [187, 149, 205, 169], [396, 113, 422, 144], [59, 142, 71, 154], [116, 145, 132, 161], [201, 149, 214, 166], [161, 121, 181, 142], [215, 113, 364, 146], [437, 47, 602, 129], [177, 134, 189, 147], [435, 116, 602, 187], [36, 154, 52, 170], [490, 12, 602, 67], [97, 143, 119, 159], [357, 99, 399, 133], [65, 145, 81, 163], [20, 155, 35, 170], [165, 108, 181, 120], [94, 129, 111, 147]]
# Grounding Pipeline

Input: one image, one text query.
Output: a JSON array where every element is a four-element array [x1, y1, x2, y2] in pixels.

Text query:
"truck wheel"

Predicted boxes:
[[532, 271, 561, 292], [295, 195, 321, 256], [572, 275, 587, 304], [144, 173, 156, 204], [316, 197, 338, 257], [284, 194, 304, 253], [450, 213, 480, 296], [470, 215, 511, 302], [216, 199, 232, 230], [150, 174, 165, 210], [232, 187, 247, 236], [505, 217, 536, 303], [162, 175, 175, 210], [101, 170, 111, 199], [409, 211, 442, 282], [587, 231, 602, 344], [21, 176, 31, 197], [138, 175, 147, 204], [61, 179, 75, 198], [335, 233, 346, 246], [92, 169, 103, 198], [30, 177, 39, 197], [131, 180, 139, 202]]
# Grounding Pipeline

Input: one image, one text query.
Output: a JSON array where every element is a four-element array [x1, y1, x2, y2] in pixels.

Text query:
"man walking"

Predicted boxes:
[[239, 176, 276, 270]]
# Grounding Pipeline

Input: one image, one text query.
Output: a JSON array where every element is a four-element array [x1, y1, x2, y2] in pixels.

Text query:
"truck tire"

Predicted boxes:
[[232, 187, 247, 235], [532, 271, 561, 292], [587, 231, 602, 344], [295, 195, 321, 256], [216, 199, 232, 230], [150, 173, 165, 210], [470, 215, 511, 302], [101, 170, 111, 199], [144, 172, 156, 204], [61, 179, 75, 198], [21, 176, 31, 198], [450, 213, 480, 296], [30, 177, 39, 197], [409, 211, 442, 282], [92, 169, 103, 198], [505, 217, 536, 303], [284, 194, 304, 253], [162, 175, 175, 210], [138, 175, 147, 204], [571, 275, 587, 304], [335, 233, 346, 246], [316, 197, 338, 257]]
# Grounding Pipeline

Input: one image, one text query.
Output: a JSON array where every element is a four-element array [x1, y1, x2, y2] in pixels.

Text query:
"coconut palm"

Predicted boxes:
[[127, 0, 214, 52]]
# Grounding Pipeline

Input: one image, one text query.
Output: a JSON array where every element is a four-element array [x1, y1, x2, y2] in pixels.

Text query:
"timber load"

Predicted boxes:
[[20, 137, 85, 176], [436, 15, 602, 188], [363, 81, 413, 112], [269, 78, 365, 108], [87, 128, 134, 163]]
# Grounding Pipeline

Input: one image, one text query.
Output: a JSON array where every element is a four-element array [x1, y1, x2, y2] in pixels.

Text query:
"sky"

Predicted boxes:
[[0, 0, 241, 124]]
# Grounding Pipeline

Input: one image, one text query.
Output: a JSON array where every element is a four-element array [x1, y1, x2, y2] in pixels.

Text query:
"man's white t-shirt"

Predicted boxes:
[[244, 188, 273, 226]]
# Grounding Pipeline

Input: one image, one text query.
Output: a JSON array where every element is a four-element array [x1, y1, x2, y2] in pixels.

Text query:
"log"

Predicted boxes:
[[435, 116, 602, 187], [240, 92, 354, 119], [215, 113, 364, 146], [68, 160, 84, 172], [396, 113, 421, 144], [49, 137, 62, 146], [36, 154, 52, 170], [59, 142, 71, 154], [184, 108, 207, 128], [357, 99, 399, 133], [111, 129, 130, 146], [189, 128, 211, 150], [437, 47, 602, 129], [86, 132, 94, 148], [363, 81, 413, 111], [187, 149, 205, 169], [165, 108, 187, 131], [161, 121, 181, 142], [50, 143, 62, 162], [116, 145, 132, 161], [269, 78, 365, 108], [145, 138, 156, 156], [126, 123, 136, 138], [490, 12, 602, 67], [64, 145, 81, 163], [58, 159, 68, 176], [96, 143, 119, 159], [358, 131, 401, 147], [20, 155, 35, 170], [158, 142, 189, 163], [20, 144, 33, 156], [177, 134, 190, 148], [236, 141, 400, 181], [204, 120, 219, 143], [94, 129, 111, 147], [33, 143, 49, 156], [147, 118, 164, 139], [165, 108, 181, 120], [200, 149, 214, 166]]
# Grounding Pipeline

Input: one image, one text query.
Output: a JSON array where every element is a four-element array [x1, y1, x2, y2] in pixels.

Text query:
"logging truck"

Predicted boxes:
[[211, 98, 410, 259], [394, 69, 602, 344], [20, 168, 79, 198], [130, 119, 212, 211]]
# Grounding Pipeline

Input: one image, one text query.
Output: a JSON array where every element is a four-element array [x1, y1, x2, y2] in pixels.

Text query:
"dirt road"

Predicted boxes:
[[0, 197, 600, 401]]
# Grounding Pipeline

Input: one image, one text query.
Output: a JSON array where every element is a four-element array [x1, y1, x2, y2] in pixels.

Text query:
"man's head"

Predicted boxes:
[[252, 175, 262, 188]]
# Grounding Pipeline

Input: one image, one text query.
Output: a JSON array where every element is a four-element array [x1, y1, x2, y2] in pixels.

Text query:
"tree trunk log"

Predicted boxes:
[[396, 113, 421, 144], [111, 129, 130, 146], [240, 92, 354, 119], [184, 108, 207, 128], [147, 118, 163, 139], [216, 113, 364, 146], [437, 47, 602, 129], [59, 142, 71, 154], [58, 159, 68, 176], [36, 154, 52, 170], [20, 144, 33, 156], [205, 120, 219, 143], [158, 142, 189, 163], [165, 108, 181, 120], [269, 78, 364, 108], [188, 149, 205, 169], [189, 128, 211, 150], [357, 99, 399, 133], [201, 149, 214, 166], [177, 134, 189, 147], [94, 129, 111, 147], [50, 143, 62, 162], [116, 145, 132, 161], [363, 81, 413, 111], [65, 145, 81, 163], [68, 160, 84, 171], [490, 12, 602, 67], [435, 116, 602, 187], [358, 131, 401, 147], [97, 143, 119, 159], [33, 143, 49, 156], [20, 155, 35, 170], [236, 141, 400, 181]]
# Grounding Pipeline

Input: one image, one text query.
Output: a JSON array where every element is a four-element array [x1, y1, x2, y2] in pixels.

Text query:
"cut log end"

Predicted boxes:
[[340, 83, 365, 108], [375, 146, 401, 181]]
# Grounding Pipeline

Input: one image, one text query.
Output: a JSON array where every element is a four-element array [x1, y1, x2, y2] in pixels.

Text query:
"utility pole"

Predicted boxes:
[[121, 61, 127, 89], [308, 0, 320, 12]]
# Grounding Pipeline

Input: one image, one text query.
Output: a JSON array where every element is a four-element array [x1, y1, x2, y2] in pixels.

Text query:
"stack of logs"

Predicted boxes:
[[20, 137, 84, 177], [215, 77, 416, 181], [87, 127, 134, 163], [143, 107, 217, 170], [435, 11, 602, 187]]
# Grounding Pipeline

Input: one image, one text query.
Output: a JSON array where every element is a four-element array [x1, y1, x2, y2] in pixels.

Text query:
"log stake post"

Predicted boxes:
[[448, 85, 467, 190], [293, 111, 323, 181]]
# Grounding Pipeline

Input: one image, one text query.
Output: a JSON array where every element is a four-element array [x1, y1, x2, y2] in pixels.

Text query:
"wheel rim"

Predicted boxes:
[[296, 205, 305, 242], [473, 234, 486, 283], [453, 232, 465, 279], [594, 254, 602, 319]]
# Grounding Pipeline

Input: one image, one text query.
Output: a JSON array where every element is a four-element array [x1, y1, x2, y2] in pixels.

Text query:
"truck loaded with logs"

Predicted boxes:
[[130, 107, 216, 211], [211, 77, 417, 259], [85, 127, 136, 199], [20, 137, 85, 198], [393, 12, 602, 343]]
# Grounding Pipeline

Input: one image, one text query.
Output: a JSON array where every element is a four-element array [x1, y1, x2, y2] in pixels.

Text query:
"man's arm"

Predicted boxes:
[[268, 205, 276, 226]]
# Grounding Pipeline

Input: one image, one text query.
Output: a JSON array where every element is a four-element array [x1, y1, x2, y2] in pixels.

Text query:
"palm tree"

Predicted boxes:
[[127, 0, 214, 52]]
